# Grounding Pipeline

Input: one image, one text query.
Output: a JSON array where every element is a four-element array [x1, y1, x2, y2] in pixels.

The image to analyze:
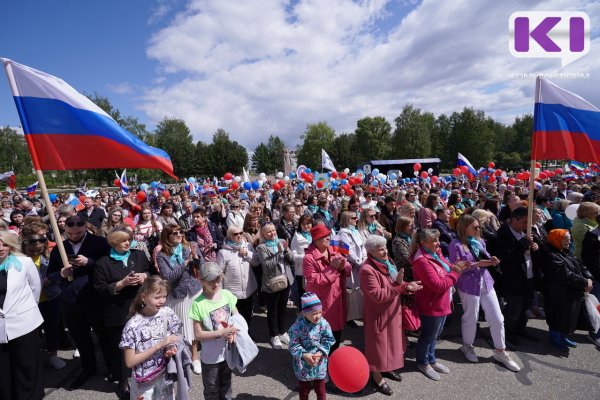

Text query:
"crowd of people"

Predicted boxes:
[[1, 172, 599, 400]]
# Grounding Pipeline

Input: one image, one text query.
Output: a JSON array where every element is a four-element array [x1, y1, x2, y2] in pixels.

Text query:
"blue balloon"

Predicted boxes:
[[378, 176, 387, 183], [188, 177, 196, 184], [139, 183, 149, 192], [305, 168, 312, 173], [251, 181, 260, 190], [150, 181, 158, 189], [389, 173, 398, 180], [326, 172, 331, 177], [289, 172, 296, 179], [297, 183, 305, 190], [371, 180, 379, 186], [331, 182, 338, 190], [371, 168, 380, 176], [184, 185, 190, 191], [243, 182, 252, 191], [49, 194, 57, 202], [412, 178, 417, 183], [341, 179, 348, 185]]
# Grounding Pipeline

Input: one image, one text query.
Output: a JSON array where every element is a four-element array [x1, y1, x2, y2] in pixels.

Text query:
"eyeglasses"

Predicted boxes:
[[231, 206, 240, 209], [366, 214, 376, 218], [350, 216, 358, 220], [23, 238, 48, 245], [66, 221, 85, 228], [232, 232, 244, 236], [170, 231, 184, 236]]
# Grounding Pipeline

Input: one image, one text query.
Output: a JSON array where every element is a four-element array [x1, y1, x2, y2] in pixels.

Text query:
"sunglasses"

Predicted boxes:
[[23, 238, 48, 245], [66, 221, 85, 228], [170, 231, 184, 236], [232, 232, 244, 236], [231, 206, 240, 209], [350, 216, 358, 220]]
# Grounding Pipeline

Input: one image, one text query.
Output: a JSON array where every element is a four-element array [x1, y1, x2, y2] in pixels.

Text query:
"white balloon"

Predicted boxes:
[[427, 168, 433, 174], [344, 168, 350, 174], [258, 179, 264, 187], [565, 204, 579, 221], [398, 171, 403, 177], [283, 176, 290, 182], [414, 170, 419, 176], [234, 176, 241, 182], [259, 173, 266, 179], [276, 172, 283, 179]]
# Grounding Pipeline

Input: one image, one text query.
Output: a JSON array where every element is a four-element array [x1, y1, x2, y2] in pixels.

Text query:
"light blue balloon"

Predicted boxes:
[[188, 177, 196, 184], [305, 168, 312, 173], [150, 181, 158, 189], [298, 183, 305, 190], [49, 194, 57, 202], [371, 168, 380, 176], [289, 172, 296, 179], [139, 183, 149, 192], [371, 180, 379, 186], [389, 173, 398, 180]]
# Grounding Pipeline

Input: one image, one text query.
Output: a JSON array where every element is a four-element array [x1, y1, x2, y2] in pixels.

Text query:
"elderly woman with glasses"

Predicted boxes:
[[360, 235, 422, 396], [303, 223, 352, 354], [448, 214, 520, 372], [0, 230, 45, 399], [217, 224, 257, 325], [94, 227, 152, 398], [156, 223, 203, 374], [20, 221, 66, 370]]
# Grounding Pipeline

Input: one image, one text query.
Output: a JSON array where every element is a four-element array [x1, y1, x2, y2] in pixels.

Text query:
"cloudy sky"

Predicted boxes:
[[0, 0, 598, 151]]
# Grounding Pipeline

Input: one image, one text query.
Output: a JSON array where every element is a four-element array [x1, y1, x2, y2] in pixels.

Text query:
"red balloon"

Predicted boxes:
[[453, 168, 461, 176], [493, 169, 502, 176], [278, 180, 285, 187], [331, 171, 338, 179], [420, 171, 429, 178], [328, 346, 369, 393], [316, 181, 324, 189], [113, 178, 121, 187], [508, 177, 516, 185], [413, 163, 421, 171], [431, 175, 438, 183], [301, 172, 308, 179], [339, 172, 347, 179], [346, 188, 354, 196], [535, 162, 541, 168], [272, 183, 280, 191], [554, 168, 563, 175], [538, 172, 547, 180], [162, 190, 170, 199], [488, 175, 496, 183], [460, 165, 469, 174], [488, 162, 495, 169], [230, 182, 239, 190], [223, 172, 233, 180], [136, 191, 146, 202]]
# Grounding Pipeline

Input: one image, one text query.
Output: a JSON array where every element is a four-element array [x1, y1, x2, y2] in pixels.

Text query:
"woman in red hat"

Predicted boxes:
[[303, 222, 351, 354]]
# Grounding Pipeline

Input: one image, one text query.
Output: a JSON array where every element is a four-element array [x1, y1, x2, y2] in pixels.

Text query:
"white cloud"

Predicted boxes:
[[106, 82, 135, 95], [140, 0, 600, 149]]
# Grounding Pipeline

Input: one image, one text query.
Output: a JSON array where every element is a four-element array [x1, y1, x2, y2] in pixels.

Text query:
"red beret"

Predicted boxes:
[[310, 224, 331, 241]]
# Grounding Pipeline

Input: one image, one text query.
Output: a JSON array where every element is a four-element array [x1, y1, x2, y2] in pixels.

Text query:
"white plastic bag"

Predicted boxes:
[[585, 293, 600, 333]]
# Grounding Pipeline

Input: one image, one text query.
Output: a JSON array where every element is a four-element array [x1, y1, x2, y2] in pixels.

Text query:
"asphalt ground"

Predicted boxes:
[[42, 304, 600, 400]]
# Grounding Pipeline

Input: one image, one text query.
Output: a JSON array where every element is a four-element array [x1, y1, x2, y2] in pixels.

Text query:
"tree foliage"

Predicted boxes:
[[296, 122, 336, 170], [391, 105, 434, 159], [353, 116, 392, 162], [203, 129, 249, 176], [0, 127, 33, 175], [154, 117, 196, 179], [251, 135, 286, 173]]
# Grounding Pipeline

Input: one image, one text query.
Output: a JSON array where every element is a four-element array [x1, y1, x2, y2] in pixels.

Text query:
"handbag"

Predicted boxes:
[[346, 271, 363, 321], [267, 275, 288, 292], [585, 293, 600, 333], [401, 301, 421, 331]]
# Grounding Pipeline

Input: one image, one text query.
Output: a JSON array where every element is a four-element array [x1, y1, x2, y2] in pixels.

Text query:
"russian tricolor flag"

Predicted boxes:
[[457, 153, 477, 176], [330, 235, 349, 256], [1, 59, 176, 178], [26, 181, 38, 195], [532, 77, 600, 163]]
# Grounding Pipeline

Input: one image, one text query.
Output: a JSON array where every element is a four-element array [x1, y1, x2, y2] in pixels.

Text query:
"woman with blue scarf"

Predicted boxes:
[[156, 223, 202, 375], [94, 226, 152, 399], [360, 235, 423, 396], [411, 229, 468, 381], [290, 214, 313, 304], [0, 230, 44, 400], [448, 214, 520, 373]]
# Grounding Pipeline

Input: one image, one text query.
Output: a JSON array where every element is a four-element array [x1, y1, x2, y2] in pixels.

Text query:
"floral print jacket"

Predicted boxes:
[[287, 315, 335, 381]]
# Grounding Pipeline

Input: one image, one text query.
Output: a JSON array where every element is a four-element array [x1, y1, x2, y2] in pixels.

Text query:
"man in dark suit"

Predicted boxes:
[[495, 207, 540, 347], [77, 197, 106, 229], [48, 215, 111, 390]]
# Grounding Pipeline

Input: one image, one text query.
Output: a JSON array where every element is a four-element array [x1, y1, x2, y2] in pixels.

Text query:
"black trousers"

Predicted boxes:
[[330, 330, 343, 355], [201, 361, 232, 400], [265, 286, 291, 337], [503, 279, 534, 334], [62, 299, 111, 373], [106, 325, 131, 384], [236, 292, 255, 327], [0, 329, 44, 400]]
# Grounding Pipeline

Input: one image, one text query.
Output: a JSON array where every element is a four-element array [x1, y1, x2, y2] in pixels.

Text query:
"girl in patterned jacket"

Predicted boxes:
[[288, 292, 336, 400]]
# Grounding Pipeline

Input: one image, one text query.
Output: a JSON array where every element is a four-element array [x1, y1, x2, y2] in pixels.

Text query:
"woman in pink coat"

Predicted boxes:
[[303, 223, 351, 354], [360, 235, 422, 396]]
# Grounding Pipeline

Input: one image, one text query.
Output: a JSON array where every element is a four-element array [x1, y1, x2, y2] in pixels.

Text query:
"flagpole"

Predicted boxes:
[[527, 77, 543, 237], [3, 59, 72, 276]]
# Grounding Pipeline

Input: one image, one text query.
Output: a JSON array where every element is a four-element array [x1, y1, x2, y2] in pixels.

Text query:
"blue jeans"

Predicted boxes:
[[416, 315, 446, 365]]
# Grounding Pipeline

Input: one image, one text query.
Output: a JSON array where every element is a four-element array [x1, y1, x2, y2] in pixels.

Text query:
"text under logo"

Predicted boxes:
[[509, 11, 590, 67]]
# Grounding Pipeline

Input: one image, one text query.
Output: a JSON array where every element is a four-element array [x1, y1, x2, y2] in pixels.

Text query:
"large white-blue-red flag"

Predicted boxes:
[[532, 77, 600, 162], [456, 153, 477, 176], [1, 59, 177, 178]]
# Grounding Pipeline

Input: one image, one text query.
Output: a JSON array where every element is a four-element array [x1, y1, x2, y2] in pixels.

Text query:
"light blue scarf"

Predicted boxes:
[[110, 248, 131, 267], [423, 247, 451, 272], [319, 208, 332, 220], [299, 229, 312, 242], [373, 256, 398, 281], [367, 222, 378, 234], [466, 236, 481, 258], [0, 254, 22, 272], [398, 232, 412, 245], [265, 239, 280, 252], [170, 243, 184, 265], [308, 205, 318, 214]]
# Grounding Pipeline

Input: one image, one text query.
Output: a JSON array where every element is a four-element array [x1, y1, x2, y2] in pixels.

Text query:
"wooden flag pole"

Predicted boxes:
[[527, 77, 543, 237]]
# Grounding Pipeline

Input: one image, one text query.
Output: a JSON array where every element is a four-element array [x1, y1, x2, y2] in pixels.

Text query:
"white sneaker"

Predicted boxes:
[[270, 336, 283, 349], [73, 348, 80, 358], [49, 355, 66, 370], [192, 359, 202, 375], [587, 333, 600, 348], [460, 344, 478, 363], [279, 332, 290, 345], [492, 350, 521, 372]]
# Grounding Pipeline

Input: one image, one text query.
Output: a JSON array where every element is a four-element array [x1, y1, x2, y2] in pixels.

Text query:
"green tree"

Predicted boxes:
[[251, 135, 286, 174], [206, 129, 248, 176], [353, 116, 391, 162], [0, 127, 33, 175], [331, 133, 359, 170], [431, 114, 452, 168], [511, 114, 534, 162], [448, 108, 495, 169], [296, 122, 336, 170], [391, 105, 434, 159], [154, 117, 196, 178], [251, 143, 271, 173]]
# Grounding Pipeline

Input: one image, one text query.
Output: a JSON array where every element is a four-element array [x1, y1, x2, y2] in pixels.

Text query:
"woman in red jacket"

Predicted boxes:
[[411, 229, 468, 381]]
